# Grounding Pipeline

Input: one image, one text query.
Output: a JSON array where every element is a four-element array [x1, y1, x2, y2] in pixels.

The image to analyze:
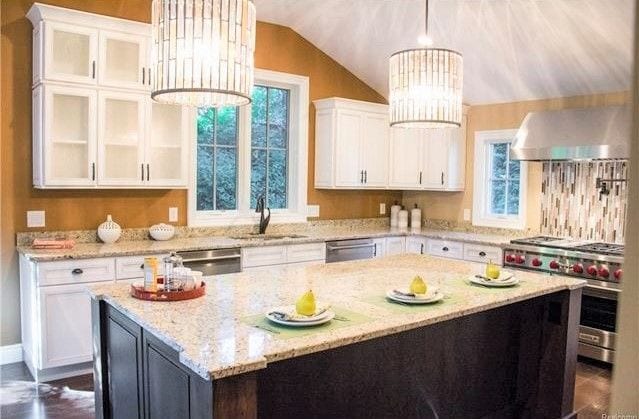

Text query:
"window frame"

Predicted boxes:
[[188, 68, 309, 227], [472, 129, 528, 230]]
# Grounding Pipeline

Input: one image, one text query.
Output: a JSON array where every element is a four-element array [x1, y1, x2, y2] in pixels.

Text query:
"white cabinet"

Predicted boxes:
[[463, 244, 503, 265], [388, 128, 422, 188], [372, 238, 386, 258], [425, 239, 464, 259], [40, 21, 98, 85], [98, 30, 150, 90], [115, 254, 168, 280], [406, 237, 428, 255], [242, 242, 326, 269], [145, 102, 189, 187], [385, 237, 406, 256], [314, 98, 389, 189]]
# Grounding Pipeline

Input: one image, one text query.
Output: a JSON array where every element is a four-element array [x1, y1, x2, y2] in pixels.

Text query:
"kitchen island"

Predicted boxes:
[[90, 254, 584, 419]]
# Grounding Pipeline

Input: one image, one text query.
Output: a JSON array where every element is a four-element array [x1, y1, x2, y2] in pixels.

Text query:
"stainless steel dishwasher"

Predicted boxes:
[[177, 248, 241, 275], [325, 238, 376, 263]]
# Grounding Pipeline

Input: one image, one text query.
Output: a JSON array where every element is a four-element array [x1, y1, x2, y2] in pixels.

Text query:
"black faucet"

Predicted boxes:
[[255, 195, 271, 234]]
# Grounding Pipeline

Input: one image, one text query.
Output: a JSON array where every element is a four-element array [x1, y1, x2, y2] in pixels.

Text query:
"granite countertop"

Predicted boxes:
[[17, 226, 514, 262], [89, 254, 585, 380]]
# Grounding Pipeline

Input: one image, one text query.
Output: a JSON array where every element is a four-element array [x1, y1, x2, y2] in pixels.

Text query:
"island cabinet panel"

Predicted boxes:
[[145, 342, 190, 418]]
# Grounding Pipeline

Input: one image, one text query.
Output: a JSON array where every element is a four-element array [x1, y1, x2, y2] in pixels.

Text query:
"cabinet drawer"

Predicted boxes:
[[425, 239, 463, 259], [37, 258, 115, 286], [116, 254, 167, 280], [463, 244, 503, 265], [287, 242, 325, 263], [242, 246, 287, 268]]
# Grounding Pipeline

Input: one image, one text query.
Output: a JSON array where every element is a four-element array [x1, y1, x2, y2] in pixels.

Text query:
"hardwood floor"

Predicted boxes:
[[0, 359, 611, 418]]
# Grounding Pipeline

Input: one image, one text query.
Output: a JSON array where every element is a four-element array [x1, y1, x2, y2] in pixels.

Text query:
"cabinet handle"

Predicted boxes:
[[147, 164, 150, 181], [141, 164, 144, 181], [441, 171, 444, 185], [140, 263, 144, 269], [92, 61, 96, 79], [479, 251, 486, 257], [420, 243, 424, 254], [360, 170, 364, 183], [71, 268, 83, 275], [142, 67, 145, 84], [91, 162, 95, 181], [364, 170, 367, 183], [442, 246, 449, 252], [373, 243, 377, 257], [148, 68, 152, 86], [419, 171, 422, 184]]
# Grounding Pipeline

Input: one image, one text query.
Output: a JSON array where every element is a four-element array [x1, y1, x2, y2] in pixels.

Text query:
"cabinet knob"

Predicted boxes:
[[140, 263, 145, 270], [71, 268, 83, 275], [479, 251, 486, 257], [442, 246, 449, 252]]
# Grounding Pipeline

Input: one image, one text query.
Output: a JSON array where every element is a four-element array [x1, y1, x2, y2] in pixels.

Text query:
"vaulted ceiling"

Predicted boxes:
[[255, 0, 635, 105]]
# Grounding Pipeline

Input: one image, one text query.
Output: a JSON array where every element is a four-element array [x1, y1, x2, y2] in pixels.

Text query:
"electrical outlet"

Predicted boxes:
[[307, 205, 320, 217], [379, 203, 386, 215], [463, 208, 471, 221], [27, 210, 45, 228], [169, 207, 178, 222]]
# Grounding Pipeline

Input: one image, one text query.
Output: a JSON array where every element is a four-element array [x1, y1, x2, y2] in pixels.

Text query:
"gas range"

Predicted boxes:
[[503, 236, 624, 286]]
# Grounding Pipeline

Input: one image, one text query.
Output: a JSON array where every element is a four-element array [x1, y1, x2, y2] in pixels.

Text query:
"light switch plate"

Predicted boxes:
[[379, 203, 386, 215], [463, 208, 471, 221], [27, 210, 45, 228], [307, 205, 320, 217], [169, 207, 178, 222]]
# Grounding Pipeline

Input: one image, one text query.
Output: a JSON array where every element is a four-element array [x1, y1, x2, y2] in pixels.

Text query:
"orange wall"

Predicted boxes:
[[0, 0, 400, 345]]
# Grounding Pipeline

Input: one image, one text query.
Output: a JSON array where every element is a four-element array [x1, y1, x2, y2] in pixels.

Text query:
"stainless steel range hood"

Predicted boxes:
[[510, 106, 631, 161]]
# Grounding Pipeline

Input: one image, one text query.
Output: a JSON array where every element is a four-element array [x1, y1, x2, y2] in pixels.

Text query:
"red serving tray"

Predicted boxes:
[[130, 281, 206, 301]]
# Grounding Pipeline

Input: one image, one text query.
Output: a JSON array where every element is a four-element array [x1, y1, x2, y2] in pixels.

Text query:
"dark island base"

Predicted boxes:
[[93, 289, 581, 419]]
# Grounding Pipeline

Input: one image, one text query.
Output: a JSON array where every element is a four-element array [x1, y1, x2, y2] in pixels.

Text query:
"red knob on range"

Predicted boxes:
[[549, 260, 560, 269], [515, 255, 526, 264], [614, 269, 623, 280], [572, 263, 584, 274], [598, 265, 610, 279], [587, 265, 598, 276], [505, 254, 515, 263], [532, 258, 543, 267]]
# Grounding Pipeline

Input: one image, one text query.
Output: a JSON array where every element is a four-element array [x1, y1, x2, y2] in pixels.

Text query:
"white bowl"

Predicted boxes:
[[149, 223, 175, 241]]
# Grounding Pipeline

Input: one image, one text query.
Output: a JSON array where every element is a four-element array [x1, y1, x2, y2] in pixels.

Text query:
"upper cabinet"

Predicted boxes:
[[314, 98, 389, 189], [314, 97, 467, 191], [27, 3, 187, 189]]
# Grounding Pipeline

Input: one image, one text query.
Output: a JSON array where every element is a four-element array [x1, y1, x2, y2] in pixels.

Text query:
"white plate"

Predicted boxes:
[[266, 305, 331, 323], [386, 290, 445, 305], [265, 310, 335, 327], [469, 273, 519, 287]]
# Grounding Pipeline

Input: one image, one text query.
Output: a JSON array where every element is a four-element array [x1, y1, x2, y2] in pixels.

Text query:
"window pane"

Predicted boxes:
[[216, 107, 238, 146], [509, 159, 521, 180], [197, 108, 215, 145], [268, 88, 288, 148], [250, 149, 267, 208], [215, 147, 237, 210], [507, 180, 520, 215], [268, 149, 287, 209], [196, 145, 214, 210], [490, 180, 506, 215], [490, 143, 508, 179], [251, 86, 267, 147]]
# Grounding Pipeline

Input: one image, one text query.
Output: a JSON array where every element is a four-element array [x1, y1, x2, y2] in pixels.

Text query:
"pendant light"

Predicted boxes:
[[389, 0, 463, 128], [151, 0, 256, 107]]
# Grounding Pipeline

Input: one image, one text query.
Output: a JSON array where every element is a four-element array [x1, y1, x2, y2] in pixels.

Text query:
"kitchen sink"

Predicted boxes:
[[230, 233, 309, 241]]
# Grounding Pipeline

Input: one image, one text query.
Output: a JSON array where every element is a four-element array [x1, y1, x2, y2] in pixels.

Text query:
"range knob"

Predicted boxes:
[[614, 269, 623, 280], [586, 265, 598, 276], [598, 265, 610, 279], [549, 260, 560, 269], [505, 254, 515, 263], [572, 263, 584, 274], [515, 255, 526, 264], [532, 258, 543, 267]]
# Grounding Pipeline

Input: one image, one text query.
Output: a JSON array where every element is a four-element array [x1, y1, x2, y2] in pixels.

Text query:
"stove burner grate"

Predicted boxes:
[[510, 236, 564, 245], [570, 243, 625, 256]]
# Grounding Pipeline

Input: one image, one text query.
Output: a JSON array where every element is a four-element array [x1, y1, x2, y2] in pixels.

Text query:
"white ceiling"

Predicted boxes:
[[255, 0, 635, 105]]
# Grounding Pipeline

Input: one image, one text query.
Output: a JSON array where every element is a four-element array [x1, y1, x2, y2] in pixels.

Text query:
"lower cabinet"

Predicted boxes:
[[99, 304, 212, 419], [241, 242, 325, 270], [385, 237, 406, 256], [372, 238, 386, 258], [406, 237, 428, 255]]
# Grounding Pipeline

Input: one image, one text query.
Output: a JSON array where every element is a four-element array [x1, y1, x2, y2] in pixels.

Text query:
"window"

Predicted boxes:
[[189, 69, 309, 226], [472, 130, 528, 229]]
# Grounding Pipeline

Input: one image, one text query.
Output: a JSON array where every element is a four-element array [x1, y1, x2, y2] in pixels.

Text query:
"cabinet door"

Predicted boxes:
[[39, 284, 93, 368], [385, 237, 406, 256], [43, 85, 97, 187], [99, 30, 149, 91], [445, 114, 467, 190], [422, 129, 449, 190], [360, 113, 389, 188], [44, 21, 98, 85], [144, 101, 189, 187], [425, 239, 464, 259], [406, 237, 427, 254], [388, 128, 422, 189], [98, 91, 146, 186], [334, 110, 363, 187]]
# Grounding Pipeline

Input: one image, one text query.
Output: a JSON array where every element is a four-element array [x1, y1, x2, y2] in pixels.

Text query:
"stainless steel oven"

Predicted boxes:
[[579, 281, 619, 363]]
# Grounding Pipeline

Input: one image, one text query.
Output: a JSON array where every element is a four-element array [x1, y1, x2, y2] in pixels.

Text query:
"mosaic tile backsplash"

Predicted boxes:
[[540, 160, 629, 243]]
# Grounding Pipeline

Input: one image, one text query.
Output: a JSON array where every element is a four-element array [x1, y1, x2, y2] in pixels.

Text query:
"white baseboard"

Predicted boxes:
[[0, 344, 23, 365]]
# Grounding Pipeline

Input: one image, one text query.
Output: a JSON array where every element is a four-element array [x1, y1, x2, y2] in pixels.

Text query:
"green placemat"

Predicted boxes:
[[361, 293, 461, 314], [242, 306, 372, 339]]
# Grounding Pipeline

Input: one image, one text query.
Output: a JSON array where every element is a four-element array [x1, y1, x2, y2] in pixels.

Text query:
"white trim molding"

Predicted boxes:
[[188, 68, 310, 227], [472, 129, 528, 230], [0, 344, 23, 365]]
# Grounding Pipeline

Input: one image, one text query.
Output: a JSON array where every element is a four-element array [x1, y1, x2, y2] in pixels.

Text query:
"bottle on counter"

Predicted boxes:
[[410, 204, 422, 231], [143, 257, 158, 292], [390, 201, 402, 228], [163, 252, 183, 292]]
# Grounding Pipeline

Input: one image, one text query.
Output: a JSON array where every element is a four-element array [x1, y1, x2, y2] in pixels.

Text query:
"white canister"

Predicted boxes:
[[398, 210, 409, 229], [97, 214, 121, 244], [390, 203, 402, 227], [410, 205, 422, 230]]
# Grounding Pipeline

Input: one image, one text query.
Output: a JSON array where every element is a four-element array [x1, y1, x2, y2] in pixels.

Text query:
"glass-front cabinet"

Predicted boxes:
[[43, 22, 98, 85], [146, 102, 188, 187], [99, 31, 150, 91]]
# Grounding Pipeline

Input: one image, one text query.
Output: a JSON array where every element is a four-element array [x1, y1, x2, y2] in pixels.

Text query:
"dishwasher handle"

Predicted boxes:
[[327, 243, 375, 251]]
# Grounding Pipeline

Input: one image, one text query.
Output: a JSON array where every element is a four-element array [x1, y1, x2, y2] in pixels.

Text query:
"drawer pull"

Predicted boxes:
[[479, 251, 486, 257], [140, 263, 144, 269], [442, 247, 449, 252], [71, 268, 83, 275]]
